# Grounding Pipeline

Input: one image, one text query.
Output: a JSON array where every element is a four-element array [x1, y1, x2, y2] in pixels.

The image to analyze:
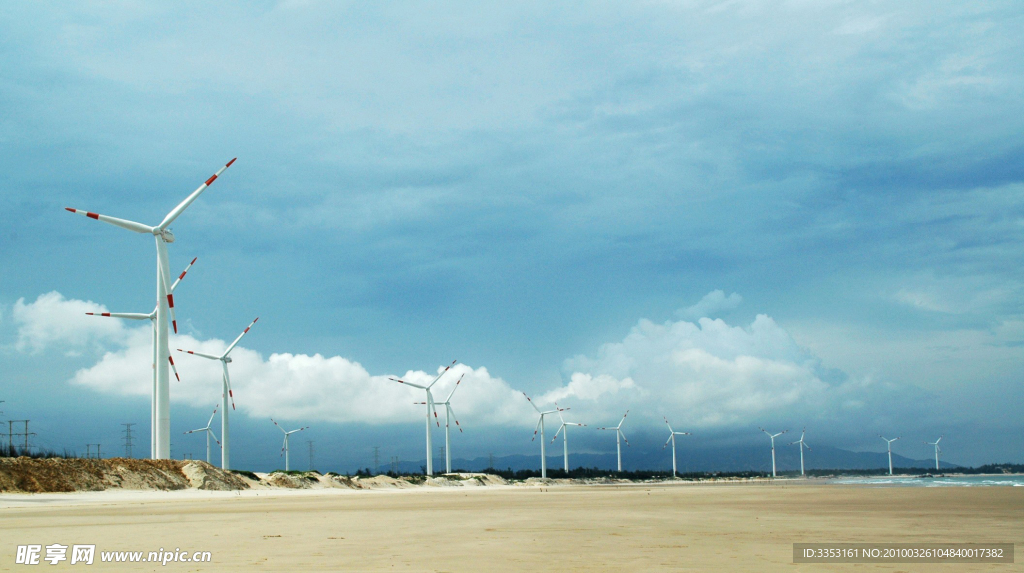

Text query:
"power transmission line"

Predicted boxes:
[[122, 423, 136, 458], [372, 446, 380, 475], [307, 440, 315, 471]]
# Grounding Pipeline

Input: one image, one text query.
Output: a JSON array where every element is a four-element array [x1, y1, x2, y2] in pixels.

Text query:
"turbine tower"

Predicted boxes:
[[85, 257, 197, 457], [759, 428, 788, 478], [183, 405, 220, 464], [551, 405, 584, 473], [924, 436, 942, 471], [880, 435, 901, 476], [177, 317, 259, 470], [272, 419, 308, 472], [662, 417, 691, 477], [425, 374, 465, 474], [389, 360, 457, 476], [790, 428, 811, 476], [523, 392, 559, 478], [596, 410, 629, 472], [66, 157, 236, 459]]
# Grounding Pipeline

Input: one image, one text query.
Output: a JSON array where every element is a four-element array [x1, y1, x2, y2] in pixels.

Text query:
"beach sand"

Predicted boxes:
[[1, 481, 1020, 571]]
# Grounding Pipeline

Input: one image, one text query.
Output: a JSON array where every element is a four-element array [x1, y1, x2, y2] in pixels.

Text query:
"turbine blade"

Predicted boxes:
[[426, 359, 457, 389], [619, 430, 629, 446], [224, 364, 236, 410], [663, 434, 673, 448], [157, 158, 236, 231], [391, 377, 426, 390], [170, 257, 198, 292], [448, 405, 463, 433], [223, 317, 259, 357], [445, 373, 465, 402], [664, 416, 674, 433], [167, 355, 181, 381], [272, 418, 287, 434], [532, 416, 542, 441], [206, 404, 219, 427], [156, 239, 178, 333], [65, 208, 153, 234], [177, 349, 221, 360], [86, 311, 151, 320], [523, 392, 542, 414]]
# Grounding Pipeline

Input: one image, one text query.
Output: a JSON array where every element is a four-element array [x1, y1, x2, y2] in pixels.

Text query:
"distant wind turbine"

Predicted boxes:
[[880, 435, 901, 476], [177, 317, 259, 470], [595, 411, 629, 472], [759, 428, 788, 478], [523, 393, 559, 479], [389, 360, 457, 476], [67, 157, 236, 459], [924, 436, 942, 471], [790, 428, 811, 476], [419, 373, 466, 474], [551, 405, 584, 473], [272, 419, 308, 472], [662, 417, 691, 477], [183, 405, 220, 464]]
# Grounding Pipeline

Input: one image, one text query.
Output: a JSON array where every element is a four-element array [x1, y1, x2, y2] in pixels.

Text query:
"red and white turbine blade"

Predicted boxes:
[[390, 377, 426, 390], [86, 311, 150, 320], [448, 405, 463, 433], [170, 257, 198, 292], [426, 359, 457, 389], [445, 373, 465, 402], [619, 430, 629, 446], [272, 418, 287, 434], [157, 158, 236, 231], [531, 416, 542, 441], [156, 240, 178, 333], [167, 356, 181, 381], [224, 365, 236, 410], [177, 348, 220, 360], [523, 392, 542, 414], [223, 317, 258, 357], [663, 434, 673, 448], [206, 404, 219, 428], [65, 208, 153, 234], [550, 424, 564, 443]]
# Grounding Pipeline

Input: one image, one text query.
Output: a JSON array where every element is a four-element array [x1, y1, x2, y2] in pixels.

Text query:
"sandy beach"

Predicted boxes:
[[1, 481, 1020, 572]]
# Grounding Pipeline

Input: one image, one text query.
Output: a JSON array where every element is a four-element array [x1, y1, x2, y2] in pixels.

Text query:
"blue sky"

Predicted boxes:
[[1, 1, 1022, 470]]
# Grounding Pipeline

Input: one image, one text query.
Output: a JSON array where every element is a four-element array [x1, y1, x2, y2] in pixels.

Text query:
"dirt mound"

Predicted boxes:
[[0, 457, 248, 493]]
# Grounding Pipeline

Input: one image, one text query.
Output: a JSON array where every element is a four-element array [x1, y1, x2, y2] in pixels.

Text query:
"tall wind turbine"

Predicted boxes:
[[790, 428, 811, 476], [272, 419, 308, 472], [183, 405, 220, 464], [389, 360, 457, 476], [551, 405, 584, 473], [523, 392, 559, 478], [924, 436, 942, 471], [177, 317, 259, 470], [759, 428, 788, 478], [880, 435, 901, 476], [662, 417, 691, 477], [425, 374, 465, 474], [596, 410, 629, 472], [66, 158, 236, 459], [85, 257, 197, 457]]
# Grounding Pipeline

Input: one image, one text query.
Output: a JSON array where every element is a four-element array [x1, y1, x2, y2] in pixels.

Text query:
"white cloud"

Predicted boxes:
[[14, 290, 915, 433], [676, 290, 743, 320]]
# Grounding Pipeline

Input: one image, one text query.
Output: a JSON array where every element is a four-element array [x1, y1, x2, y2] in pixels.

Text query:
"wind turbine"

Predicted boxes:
[[551, 405, 584, 473], [880, 435, 901, 475], [272, 419, 308, 472], [790, 428, 811, 476], [424, 374, 465, 474], [66, 157, 236, 459], [389, 360, 457, 476], [759, 428, 788, 477], [596, 411, 629, 472], [183, 405, 220, 464], [924, 436, 942, 471], [523, 392, 559, 478], [177, 317, 259, 470], [662, 417, 691, 477], [85, 257, 197, 457]]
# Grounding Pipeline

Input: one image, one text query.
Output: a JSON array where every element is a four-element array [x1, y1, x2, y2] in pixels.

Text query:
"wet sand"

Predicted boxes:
[[0, 482, 1020, 571]]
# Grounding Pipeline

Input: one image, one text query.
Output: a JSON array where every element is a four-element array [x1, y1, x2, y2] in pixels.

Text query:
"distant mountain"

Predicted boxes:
[[376, 444, 958, 475]]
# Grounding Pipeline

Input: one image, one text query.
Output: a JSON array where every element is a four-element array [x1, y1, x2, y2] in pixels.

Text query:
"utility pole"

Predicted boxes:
[[372, 446, 380, 475], [86, 444, 101, 459], [8, 420, 33, 454], [391, 455, 399, 474], [122, 423, 136, 458], [307, 440, 315, 472], [489, 452, 495, 470], [85, 444, 91, 459]]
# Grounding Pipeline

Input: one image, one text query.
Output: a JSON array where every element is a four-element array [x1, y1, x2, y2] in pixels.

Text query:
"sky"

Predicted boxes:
[[1, 1, 1022, 471]]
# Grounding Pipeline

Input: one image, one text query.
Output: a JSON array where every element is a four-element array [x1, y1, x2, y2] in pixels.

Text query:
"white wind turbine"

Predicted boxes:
[[177, 317, 259, 470], [85, 256, 197, 456], [523, 392, 559, 478], [272, 419, 308, 472], [66, 157, 236, 459], [790, 428, 811, 477], [551, 405, 585, 473], [596, 411, 629, 472], [759, 428, 788, 478], [389, 360, 457, 476], [422, 374, 465, 474], [924, 436, 942, 471], [662, 417, 691, 477], [880, 435, 901, 476], [183, 405, 220, 464]]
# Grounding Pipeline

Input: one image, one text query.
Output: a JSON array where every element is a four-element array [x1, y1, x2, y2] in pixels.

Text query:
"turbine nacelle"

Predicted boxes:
[[159, 228, 176, 243], [224, 356, 233, 364]]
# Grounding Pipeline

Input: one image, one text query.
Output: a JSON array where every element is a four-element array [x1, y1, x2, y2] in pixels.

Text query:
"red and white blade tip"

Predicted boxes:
[[65, 207, 100, 220]]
